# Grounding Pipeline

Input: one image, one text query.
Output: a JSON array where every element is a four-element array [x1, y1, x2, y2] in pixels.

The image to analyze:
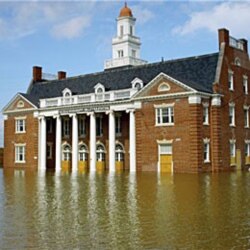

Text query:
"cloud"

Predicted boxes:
[[173, 2, 250, 37], [0, 2, 95, 41], [51, 16, 91, 39], [131, 5, 154, 25]]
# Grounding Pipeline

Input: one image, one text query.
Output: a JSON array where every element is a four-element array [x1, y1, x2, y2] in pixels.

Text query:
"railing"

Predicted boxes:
[[40, 88, 138, 108], [104, 56, 147, 69], [229, 36, 244, 51]]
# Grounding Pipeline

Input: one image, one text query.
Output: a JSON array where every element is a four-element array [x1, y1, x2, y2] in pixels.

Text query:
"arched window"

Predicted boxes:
[[235, 57, 241, 66], [134, 82, 141, 90], [96, 144, 105, 161], [79, 144, 88, 161], [62, 144, 71, 161], [115, 143, 125, 162], [158, 82, 170, 92]]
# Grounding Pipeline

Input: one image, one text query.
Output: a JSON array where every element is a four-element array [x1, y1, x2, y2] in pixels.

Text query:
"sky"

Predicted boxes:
[[1, 0, 250, 147]]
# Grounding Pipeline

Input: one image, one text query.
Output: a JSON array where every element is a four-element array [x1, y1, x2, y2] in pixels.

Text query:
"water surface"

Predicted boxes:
[[0, 170, 249, 249]]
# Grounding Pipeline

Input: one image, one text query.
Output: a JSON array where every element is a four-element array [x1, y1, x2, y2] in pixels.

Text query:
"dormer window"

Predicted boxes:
[[94, 83, 105, 94], [131, 78, 143, 90], [62, 88, 72, 97]]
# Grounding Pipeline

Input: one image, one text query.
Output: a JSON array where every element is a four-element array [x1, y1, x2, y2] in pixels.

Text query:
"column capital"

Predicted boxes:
[[69, 113, 77, 118], [126, 108, 135, 114], [53, 114, 61, 119], [212, 95, 221, 107], [38, 115, 45, 121], [106, 110, 114, 115], [188, 94, 201, 104], [87, 111, 95, 116]]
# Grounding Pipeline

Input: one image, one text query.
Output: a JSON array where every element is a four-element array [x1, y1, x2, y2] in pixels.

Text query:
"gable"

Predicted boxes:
[[3, 94, 37, 113], [135, 73, 195, 98]]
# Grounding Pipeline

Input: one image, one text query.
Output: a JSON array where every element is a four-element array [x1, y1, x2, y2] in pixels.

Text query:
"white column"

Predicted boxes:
[[40, 116, 47, 171], [89, 112, 96, 172], [71, 114, 78, 173], [108, 110, 116, 172], [129, 110, 136, 172], [55, 115, 62, 173]]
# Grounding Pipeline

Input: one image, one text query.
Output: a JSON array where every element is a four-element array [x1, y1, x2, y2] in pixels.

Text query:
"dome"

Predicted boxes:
[[119, 3, 133, 17]]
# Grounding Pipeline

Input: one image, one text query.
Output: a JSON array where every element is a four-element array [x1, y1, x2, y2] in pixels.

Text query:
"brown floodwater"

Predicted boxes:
[[0, 169, 249, 249]]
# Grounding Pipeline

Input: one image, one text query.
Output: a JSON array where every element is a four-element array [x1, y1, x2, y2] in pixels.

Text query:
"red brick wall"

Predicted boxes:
[[4, 112, 38, 169]]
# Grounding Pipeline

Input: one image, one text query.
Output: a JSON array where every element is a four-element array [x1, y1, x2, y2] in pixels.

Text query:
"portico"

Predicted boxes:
[[38, 106, 137, 173]]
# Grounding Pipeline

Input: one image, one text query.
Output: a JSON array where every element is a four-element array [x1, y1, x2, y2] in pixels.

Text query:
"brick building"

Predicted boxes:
[[2, 4, 250, 173]]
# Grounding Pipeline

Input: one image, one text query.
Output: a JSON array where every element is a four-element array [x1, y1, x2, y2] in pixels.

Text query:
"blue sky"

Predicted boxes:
[[1, 0, 250, 146]]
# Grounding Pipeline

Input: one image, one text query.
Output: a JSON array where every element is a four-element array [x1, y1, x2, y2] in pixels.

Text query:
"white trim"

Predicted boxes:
[[228, 70, 234, 91], [203, 138, 210, 163], [158, 82, 170, 92], [131, 77, 143, 89], [188, 95, 201, 104], [15, 143, 26, 164], [133, 72, 196, 98], [229, 102, 235, 127], [212, 95, 221, 106], [62, 88, 72, 97], [94, 83, 105, 94], [154, 103, 175, 108], [2, 93, 37, 113]]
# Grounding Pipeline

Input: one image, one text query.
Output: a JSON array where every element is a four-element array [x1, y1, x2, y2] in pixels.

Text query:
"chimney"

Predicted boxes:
[[218, 28, 229, 48], [33, 66, 42, 82], [58, 71, 66, 80], [239, 39, 248, 53]]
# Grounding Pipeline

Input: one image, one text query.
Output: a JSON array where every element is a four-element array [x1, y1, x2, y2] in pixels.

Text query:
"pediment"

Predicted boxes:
[[2, 94, 36, 113], [134, 73, 195, 98]]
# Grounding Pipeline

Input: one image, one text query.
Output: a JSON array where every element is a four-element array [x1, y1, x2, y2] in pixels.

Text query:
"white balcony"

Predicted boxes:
[[40, 88, 138, 108], [104, 56, 147, 70]]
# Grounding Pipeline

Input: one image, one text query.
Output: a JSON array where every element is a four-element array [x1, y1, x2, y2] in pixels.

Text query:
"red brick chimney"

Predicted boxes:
[[58, 71, 66, 80], [239, 39, 248, 53], [33, 66, 42, 82], [218, 28, 229, 48]]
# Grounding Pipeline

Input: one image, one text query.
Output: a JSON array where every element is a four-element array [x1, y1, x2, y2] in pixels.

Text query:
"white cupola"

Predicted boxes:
[[104, 3, 147, 70]]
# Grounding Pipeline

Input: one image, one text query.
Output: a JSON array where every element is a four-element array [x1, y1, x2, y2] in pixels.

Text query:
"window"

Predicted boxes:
[[130, 25, 133, 35], [96, 144, 105, 161], [78, 117, 86, 137], [229, 103, 235, 126], [244, 107, 249, 128], [235, 58, 241, 66], [228, 71, 234, 90], [63, 118, 70, 137], [156, 106, 174, 125], [245, 142, 250, 157], [15, 145, 25, 163], [203, 139, 210, 163], [230, 139, 236, 166], [47, 119, 52, 133], [118, 50, 124, 58], [17, 100, 24, 108], [96, 116, 103, 137], [115, 115, 122, 135], [203, 105, 209, 125], [79, 144, 88, 161], [132, 49, 136, 58], [47, 143, 52, 159], [62, 144, 71, 161], [158, 82, 170, 92], [120, 25, 124, 36], [16, 118, 26, 133], [243, 76, 248, 94], [115, 144, 124, 162]]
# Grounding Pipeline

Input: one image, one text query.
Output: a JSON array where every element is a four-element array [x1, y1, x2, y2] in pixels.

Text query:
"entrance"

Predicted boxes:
[[159, 144, 172, 173]]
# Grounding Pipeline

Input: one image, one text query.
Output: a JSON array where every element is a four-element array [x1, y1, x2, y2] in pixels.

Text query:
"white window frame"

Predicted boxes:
[[229, 103, 235, 127], [230, 139, 236, 158], [15, 117, 26, 133], [47, 118, 53, 134], [115, 114, 122, 136], [228, 70, 234, 91], [17, 100, 24, 108], [243, 75, 248, 94], [244, 106, 249, 128], [203, 103, 209, 125], [158, 82, 170, 92], [15, 144, 26, 163], [115, 143, 125, 162], [118, 50, 124, 58], [63, 117, 70, 137], [96, 115, 103, 137], [78, 143, 88, 161], [96, 143, 106, 162], [155, 104, 174, 126], [245, 140, 250, 158], [203, 138, 210, 163], [62, 144, 71, 161], [47, 143, 53, 159], [78, 116, 86, 137]]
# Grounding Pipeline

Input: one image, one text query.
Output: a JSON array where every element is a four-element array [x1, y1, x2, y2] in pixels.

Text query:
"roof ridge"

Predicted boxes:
[[33, 52, 218, 86]]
